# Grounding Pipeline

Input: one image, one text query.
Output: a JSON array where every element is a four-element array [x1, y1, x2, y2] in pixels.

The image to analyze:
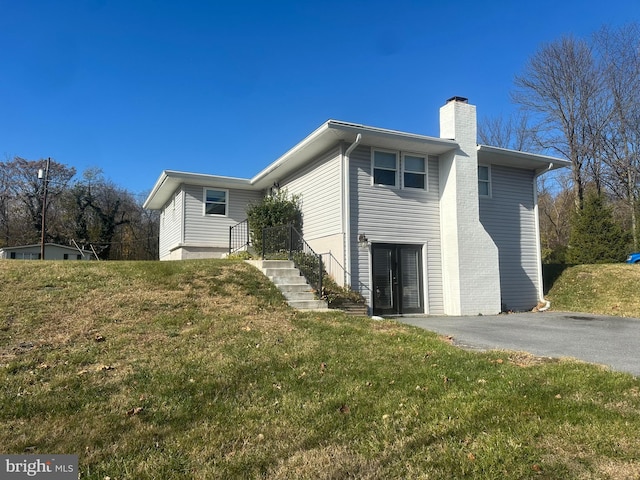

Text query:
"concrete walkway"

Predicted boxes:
[[395, 312, 640, 377]]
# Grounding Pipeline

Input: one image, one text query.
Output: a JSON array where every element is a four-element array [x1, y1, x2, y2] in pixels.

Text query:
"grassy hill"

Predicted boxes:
[[547, 263, 640, 317], [1, 259, 640, 479]]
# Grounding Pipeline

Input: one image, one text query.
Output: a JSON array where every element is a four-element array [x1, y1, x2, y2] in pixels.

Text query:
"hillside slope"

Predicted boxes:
[[547, 263, 640, 317], [1, 259, 639, 479]]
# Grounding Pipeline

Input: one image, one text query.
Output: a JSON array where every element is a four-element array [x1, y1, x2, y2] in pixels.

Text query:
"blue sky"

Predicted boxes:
[[1, 0, 639, 197]]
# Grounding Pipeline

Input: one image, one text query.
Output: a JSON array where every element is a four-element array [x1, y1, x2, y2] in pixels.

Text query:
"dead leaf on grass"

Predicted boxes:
[[127, 407, 144, 416]]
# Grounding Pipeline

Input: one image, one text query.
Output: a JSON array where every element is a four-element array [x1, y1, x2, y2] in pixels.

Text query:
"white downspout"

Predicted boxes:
[[533, 163, 553, 311], [343, 133, 362, 286]]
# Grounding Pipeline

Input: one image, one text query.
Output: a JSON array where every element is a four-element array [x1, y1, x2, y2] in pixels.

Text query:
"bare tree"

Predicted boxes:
[[513, 35, 606, 211], [0, 158, 158, 259], [66, 169, 131, 260], [478, 112, 538, 152], [537, 173, 574, 262], [3, 157, 76, 245], [594, 24, 640, 249], [110, 197, 159, 260], [0, 161, 11, 245]]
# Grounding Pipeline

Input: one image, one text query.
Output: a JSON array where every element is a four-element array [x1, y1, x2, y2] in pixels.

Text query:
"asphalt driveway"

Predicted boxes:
[[395, 312, 640, 377]]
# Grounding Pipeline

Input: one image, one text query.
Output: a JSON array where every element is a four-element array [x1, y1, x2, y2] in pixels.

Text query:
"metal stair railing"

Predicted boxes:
[[261, 224, 323, 295], [228, 219, 250, 255], [318, 251, 369, 296]]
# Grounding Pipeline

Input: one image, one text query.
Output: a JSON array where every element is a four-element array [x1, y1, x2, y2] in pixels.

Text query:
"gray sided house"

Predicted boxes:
[[144, 97, 569, 316]]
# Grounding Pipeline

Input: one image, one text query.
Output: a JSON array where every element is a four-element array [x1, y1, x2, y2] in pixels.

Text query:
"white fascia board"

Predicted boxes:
[[250, 120, 459, 190], [249, 121, 335, 190], [145, 122, 461, 207], [328, 121, 458, 153], [143, 170, 252, 210], [477, 145, 571, 172]]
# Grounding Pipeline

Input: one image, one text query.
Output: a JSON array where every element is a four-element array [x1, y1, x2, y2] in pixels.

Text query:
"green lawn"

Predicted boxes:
[[548, 263, 640, 317], [1, 259, 639, 479]]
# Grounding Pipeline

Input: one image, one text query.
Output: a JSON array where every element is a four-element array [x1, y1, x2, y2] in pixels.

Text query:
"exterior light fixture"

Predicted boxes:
[[358, 233, 369, 248]]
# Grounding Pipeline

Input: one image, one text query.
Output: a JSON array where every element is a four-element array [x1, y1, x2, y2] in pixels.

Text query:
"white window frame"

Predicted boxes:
[[402, 153, 428, 190], [478, 165, 492, 198], [203, 188, 228, 216], [371, 149, 399, 188]]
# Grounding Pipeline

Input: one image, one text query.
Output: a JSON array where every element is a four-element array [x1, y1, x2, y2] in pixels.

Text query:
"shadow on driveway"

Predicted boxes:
[[395, 311, 640, 377]]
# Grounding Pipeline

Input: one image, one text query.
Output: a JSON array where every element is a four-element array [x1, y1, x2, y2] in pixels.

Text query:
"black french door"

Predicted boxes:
[[372, 244, 424, 316]]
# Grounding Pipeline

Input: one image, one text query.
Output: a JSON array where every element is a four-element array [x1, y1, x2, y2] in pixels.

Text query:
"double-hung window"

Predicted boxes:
[[373, 150, 430, 190], [403, 154, 427, 189], [478, 165, 491, 197], [372, 150, 398, 187], [204, 189, 228, 216]]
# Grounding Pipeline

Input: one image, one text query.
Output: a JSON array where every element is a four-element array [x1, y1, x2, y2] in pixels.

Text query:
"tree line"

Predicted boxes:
[[480, 23, 640, 264], [0, 157, 159, 260]]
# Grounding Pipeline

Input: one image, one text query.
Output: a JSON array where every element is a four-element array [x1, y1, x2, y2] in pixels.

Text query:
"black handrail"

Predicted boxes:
[[262, 223, 323, 295], [228, 219, 250, 255]]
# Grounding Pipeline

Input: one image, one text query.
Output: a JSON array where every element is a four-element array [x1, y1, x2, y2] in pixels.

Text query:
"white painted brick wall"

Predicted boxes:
[[439, 99, 501, 315]]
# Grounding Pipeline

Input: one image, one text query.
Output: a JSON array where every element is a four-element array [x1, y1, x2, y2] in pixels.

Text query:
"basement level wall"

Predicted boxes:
[[479, 165, 539, 312]]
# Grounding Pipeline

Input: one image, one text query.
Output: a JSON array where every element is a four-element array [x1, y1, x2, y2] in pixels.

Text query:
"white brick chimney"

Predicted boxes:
[[439, 97, 501, 315]]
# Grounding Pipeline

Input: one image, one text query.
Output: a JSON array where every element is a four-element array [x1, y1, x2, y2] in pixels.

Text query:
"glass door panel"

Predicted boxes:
[[372, 244, 423, 315]]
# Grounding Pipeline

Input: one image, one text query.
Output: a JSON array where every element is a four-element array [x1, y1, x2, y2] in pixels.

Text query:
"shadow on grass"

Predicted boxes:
[[542, 264, 573, 294]]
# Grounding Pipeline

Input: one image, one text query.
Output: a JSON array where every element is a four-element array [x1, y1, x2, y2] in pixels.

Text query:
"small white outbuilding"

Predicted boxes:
[[0, 243, 96, 261]]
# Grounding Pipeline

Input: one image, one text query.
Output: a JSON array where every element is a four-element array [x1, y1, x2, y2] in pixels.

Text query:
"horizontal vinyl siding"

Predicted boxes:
[[183, 185, 263, 247], [480, 166, 538, 311], [350, 145, 444, 314], [159, 189, 184, 259], [281, 146, 342, 240]]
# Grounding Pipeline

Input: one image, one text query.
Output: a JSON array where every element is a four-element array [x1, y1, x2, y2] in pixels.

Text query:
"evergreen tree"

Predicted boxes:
[[566, 192, 630, 264]]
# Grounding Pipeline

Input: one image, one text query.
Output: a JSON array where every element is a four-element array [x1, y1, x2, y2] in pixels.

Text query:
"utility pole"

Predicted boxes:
[[38, 157, 50, 260]]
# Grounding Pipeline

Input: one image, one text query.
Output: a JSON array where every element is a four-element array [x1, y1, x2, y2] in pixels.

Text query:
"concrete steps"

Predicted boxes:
[[246, 260, 329, 311]]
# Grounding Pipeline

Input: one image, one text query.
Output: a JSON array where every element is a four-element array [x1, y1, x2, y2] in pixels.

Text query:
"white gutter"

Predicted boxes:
[[343, 133, 362, 286], [533, 163, 554, 311]]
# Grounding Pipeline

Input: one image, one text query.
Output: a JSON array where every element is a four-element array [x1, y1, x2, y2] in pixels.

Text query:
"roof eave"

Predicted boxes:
[[249, 120, 459, 190], [477, 144, 571, 172], [143, 170, 252, 210]]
